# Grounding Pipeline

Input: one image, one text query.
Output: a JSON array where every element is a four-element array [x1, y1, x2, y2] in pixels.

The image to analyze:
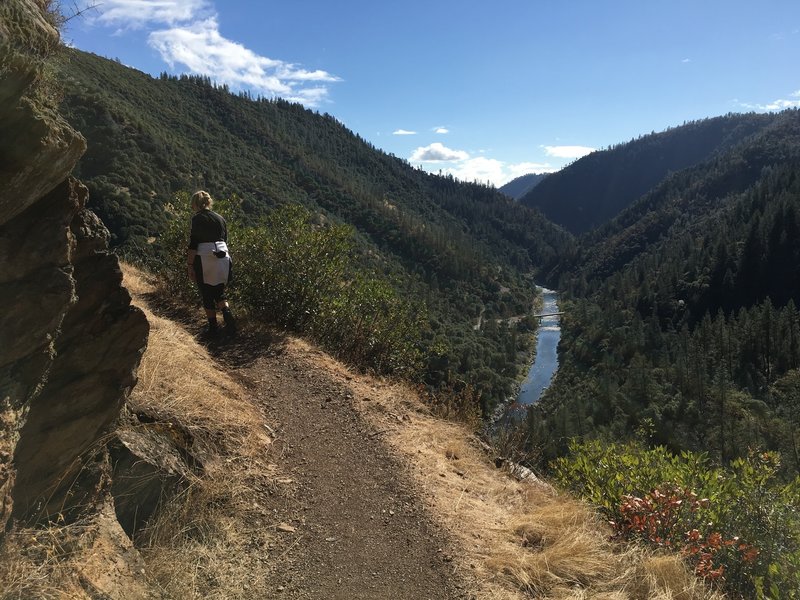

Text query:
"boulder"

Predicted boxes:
[[71, 502, 156, 599], [10, 182, 150, 520], [109, 411, 202, 537]]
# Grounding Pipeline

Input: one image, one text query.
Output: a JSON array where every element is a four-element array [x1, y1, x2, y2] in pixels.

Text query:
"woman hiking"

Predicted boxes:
[[186, 190, 236, 335]]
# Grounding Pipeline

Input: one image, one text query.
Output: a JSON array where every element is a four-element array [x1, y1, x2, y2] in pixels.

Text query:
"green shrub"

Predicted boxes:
[[156, 193, 424, 376], [553, 439, 800, 597]]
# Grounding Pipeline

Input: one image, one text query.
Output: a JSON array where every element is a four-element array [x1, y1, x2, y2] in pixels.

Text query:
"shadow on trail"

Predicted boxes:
[[138, 288, 287, 369]]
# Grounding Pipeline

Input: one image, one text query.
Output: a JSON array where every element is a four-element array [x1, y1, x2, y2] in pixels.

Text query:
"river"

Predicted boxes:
[[517, 287, 561, 406]]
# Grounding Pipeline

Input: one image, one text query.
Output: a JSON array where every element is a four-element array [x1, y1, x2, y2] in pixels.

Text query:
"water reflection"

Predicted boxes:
[[516, 287, 561, 412]]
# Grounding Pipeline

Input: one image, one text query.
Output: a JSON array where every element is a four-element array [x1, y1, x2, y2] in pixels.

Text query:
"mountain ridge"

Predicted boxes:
[[528, 108, 800, 485], [520, 113, 779, 234], [499, 172, 548, 200]]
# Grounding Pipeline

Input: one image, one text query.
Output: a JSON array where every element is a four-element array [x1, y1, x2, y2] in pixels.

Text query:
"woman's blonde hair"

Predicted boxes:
[[191, 190, 213, 210]]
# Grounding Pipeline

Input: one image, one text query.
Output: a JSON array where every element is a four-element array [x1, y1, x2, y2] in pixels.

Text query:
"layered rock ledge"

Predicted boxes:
[[0, 0, 149, 530]]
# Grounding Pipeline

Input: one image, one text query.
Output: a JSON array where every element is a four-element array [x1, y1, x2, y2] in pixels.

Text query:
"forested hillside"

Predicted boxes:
[[56, 49, 572, 411], [531, 109, 800, 476], [498, 173, 548, 200], [520, 113, 778, 234]]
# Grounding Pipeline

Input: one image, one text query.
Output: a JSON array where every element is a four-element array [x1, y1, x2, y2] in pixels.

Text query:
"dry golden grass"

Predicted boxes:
[[122, 263, 277, 599], [0, 503, 153, 600], [284, 338, 724, 600], [124, 266, 266, 452], [0, 527, 78, 600], [138, 475, 274, 600]]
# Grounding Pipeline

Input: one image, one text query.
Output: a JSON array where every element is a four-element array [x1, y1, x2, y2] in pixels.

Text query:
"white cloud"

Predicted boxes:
[[444, 157, 504, 184], [739, 90, 800, 111], [291, 86, 332, 106], [543, 145, 595, 159], [507, 162, 557, 179], [765, 99, 800, 110], [682, 58, 691, 63], [78, 1, 340, 107], [148, 17, 340, 106], [89, 0, 211, 27], [410, 142, 469, 162], [434, 127, 449, 134], [393, 129, 417, 135], [409, 145, 558, 186], [444, 158, 556, 186]]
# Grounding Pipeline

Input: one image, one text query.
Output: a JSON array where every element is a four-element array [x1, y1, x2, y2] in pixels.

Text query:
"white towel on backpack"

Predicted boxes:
[[196, 241, 231, 286]]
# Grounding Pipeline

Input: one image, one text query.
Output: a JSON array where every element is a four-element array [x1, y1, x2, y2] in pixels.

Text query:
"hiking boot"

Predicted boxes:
[[222, 308, 237, 333], [201, 324, 219, 339]]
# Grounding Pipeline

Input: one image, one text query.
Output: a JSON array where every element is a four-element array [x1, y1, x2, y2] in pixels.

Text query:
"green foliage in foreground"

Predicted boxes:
[[159, 194, 424, 376], [554, 439, 800, 598]]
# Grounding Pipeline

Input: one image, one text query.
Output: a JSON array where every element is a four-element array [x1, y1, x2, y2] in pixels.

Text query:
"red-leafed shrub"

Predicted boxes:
[[612, 483, 758, 583], [553, 440, 800, 598]]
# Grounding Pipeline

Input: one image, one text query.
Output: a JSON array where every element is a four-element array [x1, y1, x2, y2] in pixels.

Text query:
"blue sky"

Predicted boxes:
[[65, 0, 800, 186]]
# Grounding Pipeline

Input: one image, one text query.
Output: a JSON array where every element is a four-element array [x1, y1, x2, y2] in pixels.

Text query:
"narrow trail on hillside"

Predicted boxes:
[[238, 352, 468, 599], [155, 306, 471, 599]]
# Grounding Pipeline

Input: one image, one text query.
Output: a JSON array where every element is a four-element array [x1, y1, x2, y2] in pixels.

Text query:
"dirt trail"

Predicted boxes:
[[219, 340, 471, 599]]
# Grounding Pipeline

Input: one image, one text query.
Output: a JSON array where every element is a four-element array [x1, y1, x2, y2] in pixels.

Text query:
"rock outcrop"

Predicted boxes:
[[109, 410, 199, 537], [0, 0, 149, 529]]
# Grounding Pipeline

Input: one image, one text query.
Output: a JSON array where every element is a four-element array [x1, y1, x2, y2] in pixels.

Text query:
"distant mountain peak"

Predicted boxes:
[[499, 173, 548, 200]]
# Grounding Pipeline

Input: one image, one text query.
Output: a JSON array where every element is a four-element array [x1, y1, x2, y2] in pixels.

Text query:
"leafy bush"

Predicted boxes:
[[157, 193, 424, 376], [553, 439, 800, 597]]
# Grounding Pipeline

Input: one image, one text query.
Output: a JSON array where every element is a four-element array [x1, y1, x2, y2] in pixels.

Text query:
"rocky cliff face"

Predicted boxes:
[[0, 0, 149, 529]]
